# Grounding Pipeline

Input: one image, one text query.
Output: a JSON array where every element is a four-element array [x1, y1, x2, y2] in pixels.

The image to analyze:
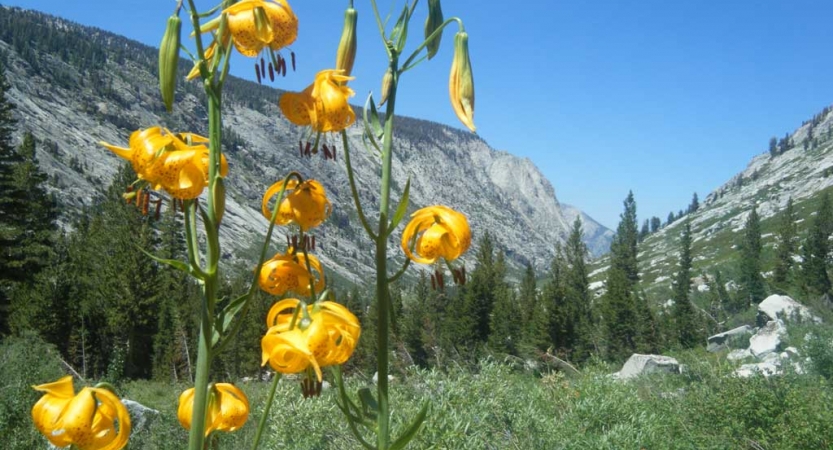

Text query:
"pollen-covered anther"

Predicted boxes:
[[268, 62, 275, 81], [255, 63, 262, 84]]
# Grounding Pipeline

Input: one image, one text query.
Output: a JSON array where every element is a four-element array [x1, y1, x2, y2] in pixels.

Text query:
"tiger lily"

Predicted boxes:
[[261, 299, 361, 381], [178, 383, 249, 436], [279, 69, 356, 133], [258, 248, 325, 296], [100, 128, 228, 199], [262, 178, 331, 230], [401, 205, 471, 264], [31, 376, 131, 450]]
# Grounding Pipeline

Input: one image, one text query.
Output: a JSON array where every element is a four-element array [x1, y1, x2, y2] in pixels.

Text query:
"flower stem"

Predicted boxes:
[[250, 373, 281, 450], [375, 55, 400, 450]]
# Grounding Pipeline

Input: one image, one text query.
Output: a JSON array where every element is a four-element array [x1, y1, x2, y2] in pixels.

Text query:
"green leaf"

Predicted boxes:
[[136, 246, 193, 276], [358, 387, 379, 421], [390, 5, 411, 53], [390, 401, 430, 450], [388, 177, 411, 236], [361, 94, 383, 155]]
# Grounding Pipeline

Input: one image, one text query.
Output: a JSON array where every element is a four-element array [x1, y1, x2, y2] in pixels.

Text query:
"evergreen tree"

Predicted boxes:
[[638, 219, 650, 242], [401, 273, 431, 367], [688, 192, 699, 214], [488, 281, 521, 355], [518, 262, 538, 335], [667, 211, 675, 225], [459, 233, 505, 345], [634, 290, 659, 353], [602, 192, 641, 361], [671, 220, 698, 348], [768, 136, 778, 158], [563, 217, 592, 360], [801, 193, 833, 296], [543, 245, 568, 354], [650, 216, 661, 233], [772, 198, 797, 286], [738, 205, 766, 309]]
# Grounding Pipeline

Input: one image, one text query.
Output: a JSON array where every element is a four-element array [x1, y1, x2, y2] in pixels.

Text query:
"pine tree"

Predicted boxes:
[[488, 282, 521, 355], [667, 211, 676, 225], [801, 193, 832, 296], [563, 217, 592, 361], [688, 192, 699, 214], [401, 272, 431, 367], [602, 192, 641, 361], [738, 205, 766, 309], [634, 290, 659, 353], [638, 219, 650, 242], [672, 220, 698, 348], [650, 216, 661, 233], [769, 136, 778, 158], [543, 245, 568, 354], [458, 233, 504, 345], [772, 198, 797, 286]]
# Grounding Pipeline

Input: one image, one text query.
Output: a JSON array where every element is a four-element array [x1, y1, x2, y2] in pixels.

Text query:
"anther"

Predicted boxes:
[[255, 64, 261, 84], [304, 141, 311, 157], [260, 57, 266, 78], [268, 62, 275, 82], [299, 141, 304, 157], [286, 234, 291, 248], [311, 235, 316, 250], [430, 273, 436, 290], [322, 144, 331, 160], [291, 51, 296, 71], [154, 199, 162, 220], [278, 55, 287, 76]]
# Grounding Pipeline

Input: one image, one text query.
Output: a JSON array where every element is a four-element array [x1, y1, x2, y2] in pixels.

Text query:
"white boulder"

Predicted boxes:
[[749, 319, 787, 358], [615, 354, 682, 380], [757, 295, 821, 326]]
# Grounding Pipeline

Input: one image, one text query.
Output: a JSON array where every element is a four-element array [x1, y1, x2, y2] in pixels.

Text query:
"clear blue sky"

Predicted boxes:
[[5, 0, 833, 229]]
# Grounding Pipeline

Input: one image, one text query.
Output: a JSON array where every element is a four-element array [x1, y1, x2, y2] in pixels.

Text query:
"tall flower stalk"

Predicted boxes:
[[35, 1, 476, 449]]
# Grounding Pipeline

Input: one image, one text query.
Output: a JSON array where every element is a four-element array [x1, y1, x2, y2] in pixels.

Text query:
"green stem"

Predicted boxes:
[[400, 18, 463, 72], [341, 130, 377, 239], [375, 55, 400, 450], [250, 373, 281, 450]]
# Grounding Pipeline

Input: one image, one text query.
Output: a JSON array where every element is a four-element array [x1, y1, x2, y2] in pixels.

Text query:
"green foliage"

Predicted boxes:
[[803, 326, 833, 380], [738, 205, 766, 309], [672, 220, 700, 348], [801, 192, 832, 296], [772, 197, 797, 287], [0, 332, 64, 447]]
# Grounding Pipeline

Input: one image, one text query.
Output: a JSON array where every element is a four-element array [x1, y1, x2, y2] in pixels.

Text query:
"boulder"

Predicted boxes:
[[122, 399, 160, 434], [727, 348, 753, 362], [757, 295, 821, 326], [706, 325, 754, 352], [749, 319, 787, 358], [736, 362, 780, 378], [615, 354, 682, 380]]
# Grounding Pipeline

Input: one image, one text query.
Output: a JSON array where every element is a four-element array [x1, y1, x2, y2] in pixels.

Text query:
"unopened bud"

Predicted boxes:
[[335, 6, 358, 78], [449, 31, 475, 132], [158, 13, 182, 112], [379, 68, 394, 106], [424, 0, 444, 60]]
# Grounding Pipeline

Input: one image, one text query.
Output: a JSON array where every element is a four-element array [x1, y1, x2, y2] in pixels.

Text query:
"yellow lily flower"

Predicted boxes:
[[100, 128, 228, 199], [258, 248, 325, 296], [177, 383, 249, 436], [31, 376, 131, 450], [401, 205, 472, 264], [279, 69, 356, 133], [261, 299, 361, 381], [262, 178, 332, 230]]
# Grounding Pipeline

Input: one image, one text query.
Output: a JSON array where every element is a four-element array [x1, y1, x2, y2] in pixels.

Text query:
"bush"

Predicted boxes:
[[0, 332, 64, 448]]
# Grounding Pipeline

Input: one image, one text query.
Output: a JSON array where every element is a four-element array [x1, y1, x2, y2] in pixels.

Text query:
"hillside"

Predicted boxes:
[[0, 5, 612, 285], [590, 104, 833, 300]]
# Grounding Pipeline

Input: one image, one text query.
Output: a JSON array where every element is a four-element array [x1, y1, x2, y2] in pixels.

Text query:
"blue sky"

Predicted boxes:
[[5, 0, 833, 229]]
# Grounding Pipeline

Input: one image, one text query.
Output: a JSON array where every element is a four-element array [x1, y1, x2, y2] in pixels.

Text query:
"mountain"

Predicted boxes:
[[589, 102, 833, 297], [0, 6, 612, 284]]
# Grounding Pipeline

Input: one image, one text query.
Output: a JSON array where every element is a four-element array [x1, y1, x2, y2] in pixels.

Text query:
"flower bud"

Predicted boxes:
[[424, 0, 444, 60], [335, 6, 358, 77], [379, 68, 393, 106], [449, 31, 475, 132], [158, 13, 182, 112]]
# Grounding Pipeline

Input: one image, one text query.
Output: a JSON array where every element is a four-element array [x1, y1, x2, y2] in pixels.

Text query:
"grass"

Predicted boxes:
[[4, 332, 833, 450]]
